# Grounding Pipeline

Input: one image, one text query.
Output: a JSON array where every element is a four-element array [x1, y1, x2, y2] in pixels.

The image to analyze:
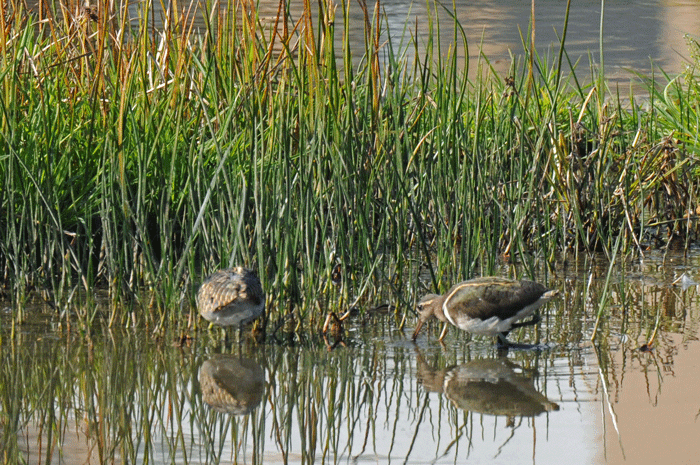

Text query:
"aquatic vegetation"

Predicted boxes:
[[1, 0, 700, 329], [3, 266, 700, 464]]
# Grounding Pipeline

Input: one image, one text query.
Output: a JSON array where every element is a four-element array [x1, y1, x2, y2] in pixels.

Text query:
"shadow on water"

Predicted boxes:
[[3, 252, 700, 464]]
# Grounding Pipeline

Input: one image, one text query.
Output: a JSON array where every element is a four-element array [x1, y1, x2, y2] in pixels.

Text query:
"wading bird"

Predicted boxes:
[[412, 276, 558, 347], [197, 267, 265, 341]]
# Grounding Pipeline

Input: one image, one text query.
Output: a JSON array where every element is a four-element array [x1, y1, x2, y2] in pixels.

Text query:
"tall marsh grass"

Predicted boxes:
[[2, 0, 700, 329]]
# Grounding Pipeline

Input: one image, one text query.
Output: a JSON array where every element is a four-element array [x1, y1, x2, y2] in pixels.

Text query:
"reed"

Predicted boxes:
[[1, 294, 677, 465], [1, 0, 700, 330]]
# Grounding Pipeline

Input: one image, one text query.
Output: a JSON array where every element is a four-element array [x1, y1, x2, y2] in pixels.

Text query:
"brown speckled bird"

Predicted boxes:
[[412, 276, 558, 347], [197, 267, 265, 340]]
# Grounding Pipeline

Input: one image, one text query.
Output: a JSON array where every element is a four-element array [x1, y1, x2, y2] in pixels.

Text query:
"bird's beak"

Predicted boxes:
[[412, 319, 424, 341]]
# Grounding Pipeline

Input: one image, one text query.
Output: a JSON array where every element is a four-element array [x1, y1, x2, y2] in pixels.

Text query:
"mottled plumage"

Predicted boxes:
[[197, 267, 265, 332], [412, 277, 558, 346]]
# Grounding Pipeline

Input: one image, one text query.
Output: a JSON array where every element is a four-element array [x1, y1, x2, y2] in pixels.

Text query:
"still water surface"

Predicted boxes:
[[3, 252, 700, 464], [119, 0, 700, 82], [28, 0, 700, 81]]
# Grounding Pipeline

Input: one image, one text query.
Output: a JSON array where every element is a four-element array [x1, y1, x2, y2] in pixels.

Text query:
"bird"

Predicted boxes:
[[412, 276, 558, 347], [196, 267, 265, 341]]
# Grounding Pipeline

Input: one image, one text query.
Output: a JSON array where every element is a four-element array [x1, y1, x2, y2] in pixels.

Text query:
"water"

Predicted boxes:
[[7, 1, 700, 462], [120, 0, 700, 83], [28, 0, 700, 82], [368, 0, 700, 83], [3, 252, 700, 464]]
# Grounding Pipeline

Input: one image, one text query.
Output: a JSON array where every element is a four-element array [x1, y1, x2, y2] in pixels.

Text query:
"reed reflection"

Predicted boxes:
[[198, 354, 265, 415], [415, 349, 559, 419]]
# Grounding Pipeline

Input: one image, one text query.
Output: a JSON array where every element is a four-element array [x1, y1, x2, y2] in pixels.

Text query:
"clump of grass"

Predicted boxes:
[[1, 0, 700, 331]]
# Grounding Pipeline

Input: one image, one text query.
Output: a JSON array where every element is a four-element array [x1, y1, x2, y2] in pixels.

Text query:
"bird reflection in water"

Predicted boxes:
[[415, 349, 559, 420], [199, 355, 265, 415]]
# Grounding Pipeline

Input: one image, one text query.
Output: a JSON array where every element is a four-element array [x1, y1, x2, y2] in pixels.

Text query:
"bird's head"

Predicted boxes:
[[412, 294, 442, 340]]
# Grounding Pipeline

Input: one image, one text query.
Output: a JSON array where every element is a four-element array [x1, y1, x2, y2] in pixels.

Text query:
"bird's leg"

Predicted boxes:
[[510, 313, 541, 329], [496, 332, 511, 350], [240, 324, 246, 348], [501, 313, 542, 350], [497, 329, 550, 352]]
